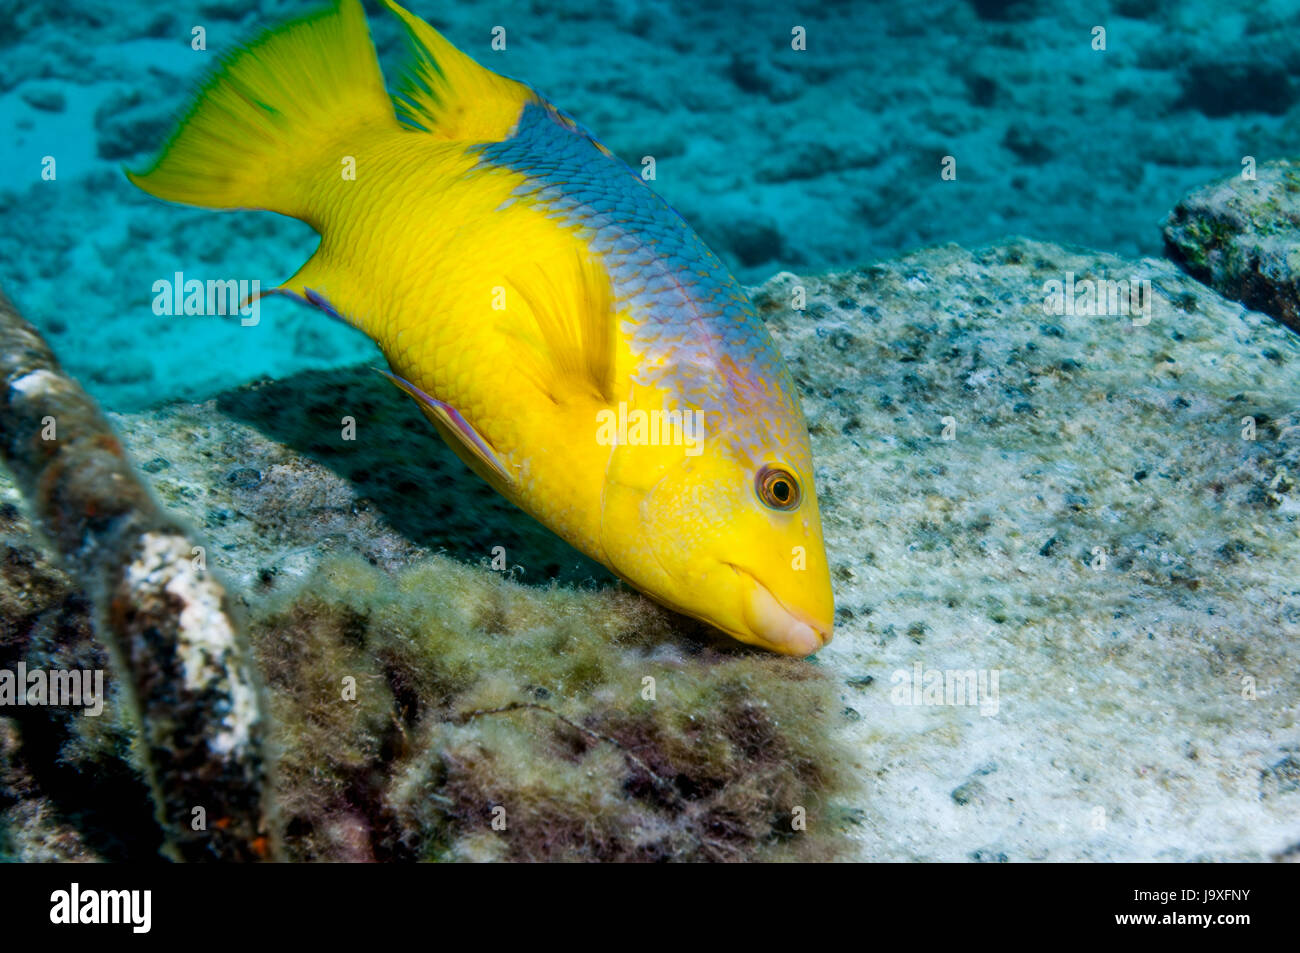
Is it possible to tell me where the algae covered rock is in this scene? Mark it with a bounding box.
[0,499,162,861]
[255,558,847,861]
[1163,158,1300,333]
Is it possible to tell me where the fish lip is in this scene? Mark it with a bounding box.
[723,562,832,656]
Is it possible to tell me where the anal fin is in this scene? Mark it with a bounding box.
[376,368,514,488]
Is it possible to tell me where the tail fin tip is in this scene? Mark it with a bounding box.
[126,0,394,216]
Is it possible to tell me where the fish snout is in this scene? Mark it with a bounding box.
[729,565,833,657]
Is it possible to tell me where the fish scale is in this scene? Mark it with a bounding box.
[477,101,804,464]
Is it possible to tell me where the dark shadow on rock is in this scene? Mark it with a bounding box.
[0,553,166,862]
[217,365,619,589]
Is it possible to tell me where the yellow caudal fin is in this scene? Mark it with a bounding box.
[126,0,397,219]
[381,0,537,141]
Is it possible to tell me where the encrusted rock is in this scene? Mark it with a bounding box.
[1163,158,1300,333]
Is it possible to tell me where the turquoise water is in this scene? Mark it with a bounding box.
[0,0,1294,410]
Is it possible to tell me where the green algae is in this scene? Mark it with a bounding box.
[250,555,855,862]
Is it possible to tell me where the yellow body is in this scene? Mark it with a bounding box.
[128,0,835,655]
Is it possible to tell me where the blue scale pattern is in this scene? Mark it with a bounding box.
[473,100,805,461]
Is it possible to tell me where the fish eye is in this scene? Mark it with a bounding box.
[756,465,801,511]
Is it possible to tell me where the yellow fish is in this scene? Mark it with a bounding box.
[128,0,834,655]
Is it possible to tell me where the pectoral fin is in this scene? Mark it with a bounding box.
[504,249,616,405]
[376,369,514,488]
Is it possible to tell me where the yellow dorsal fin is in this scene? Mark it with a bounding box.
[504,250,617,405]
[380,0,537,141]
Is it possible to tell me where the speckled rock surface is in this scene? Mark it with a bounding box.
[3,237,1299,861]
[762,240,1300,861]
[1163,158,1300,334]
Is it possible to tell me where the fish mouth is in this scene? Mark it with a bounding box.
[725,564,832,657]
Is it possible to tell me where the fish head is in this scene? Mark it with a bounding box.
[602,407,835,657]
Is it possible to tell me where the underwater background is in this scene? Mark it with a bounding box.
[1,0,1300,863]
[1,0,1298,411]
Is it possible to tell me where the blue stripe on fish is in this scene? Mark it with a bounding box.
[473,100,803,463]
